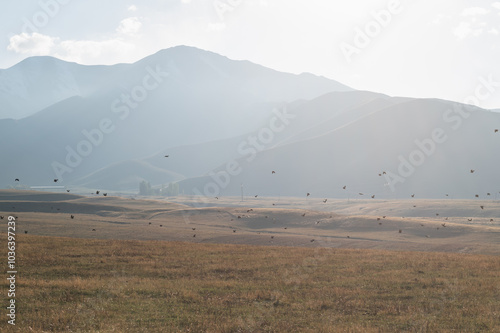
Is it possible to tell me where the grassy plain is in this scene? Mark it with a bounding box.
[1,190,499,332]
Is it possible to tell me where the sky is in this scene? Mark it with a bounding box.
[1,0,500,109]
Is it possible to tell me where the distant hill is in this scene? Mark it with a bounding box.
[0,46,352,189]
[177,97,500,199]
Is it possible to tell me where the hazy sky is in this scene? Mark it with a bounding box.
[2,0,500,109]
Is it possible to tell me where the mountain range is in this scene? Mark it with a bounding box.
[1,46,499,199]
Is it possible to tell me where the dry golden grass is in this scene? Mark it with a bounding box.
[4,233,499,332]
[1,190,499,255]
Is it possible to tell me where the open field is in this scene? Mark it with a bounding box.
[2,234,499,332]
[1,190,499,331]
[1,190,499,255]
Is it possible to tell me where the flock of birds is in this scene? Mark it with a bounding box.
[8,127,499,241]
[12,177,109,234]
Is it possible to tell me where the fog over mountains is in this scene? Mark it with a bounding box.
[1,46,499,199]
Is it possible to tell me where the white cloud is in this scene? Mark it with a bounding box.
[6,32,135,64]
[7,33,58,55]
[116,17,142,35]
[488,28,499,34]
[492,2,500,10]
[454,22,472,39]
[181,0,192,3]
[461,7,490,16]
[128,5,137,11]
[208,22,226,31]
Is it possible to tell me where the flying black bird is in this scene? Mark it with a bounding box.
[487,193,491,196]
[159,225,162,227]
[92,229,96,231]
[103,193,107,196]
[272,171,276,174]
[475,194,479,198]
[470,169,475,173]
[495,129,498,133]
[411,194,415,198]
[255,195,258,198]
[164,155,169,157]
[192,228,196,230]
[377,218,381,221]
[66,190,70,193]
[359,193,364,195]
[442,223,446,227]
[343,186,346,190]
[480,206,484,209]
[54,179,58,182]
[468,218,473,222]
[399,229,402,233]
[193,234,196,237]
[70,215,74,219]
[323,199,327,203]
[15,179,19,182]
[371,195,375,198]
[24,231,28,234]
[149,222,151,225]
[96,191,100,195]
[233,230,236,233]
[306,193,310,197]
[302,213,306,217]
